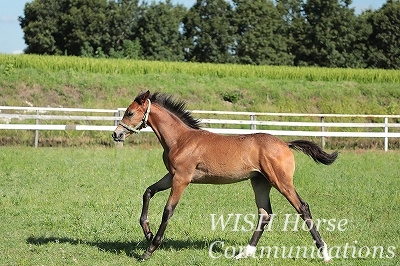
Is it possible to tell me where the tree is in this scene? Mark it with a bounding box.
[276,0,307,66]
[59,0,110,56]
[294,0,358,67]
[20,0,141,57]
[182,0,235,63]
[365,0,400,69]
[19,0,62,54]
[20,0,111,56]
[233,0,294,65]
[107,0,141,58]
[350,10,373,68]
[137,0,186,61]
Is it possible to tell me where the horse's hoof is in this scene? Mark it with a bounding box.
[235,245,256,259]
[139,250,152,261]
[145,232,154,242]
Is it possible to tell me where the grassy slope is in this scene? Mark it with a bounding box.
[0,147,399,265]
[1,67,399,114]
[0,61,399,148]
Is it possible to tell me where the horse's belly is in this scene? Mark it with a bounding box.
[190,170,260,184]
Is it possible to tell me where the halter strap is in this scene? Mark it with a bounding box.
[119,99,151,134]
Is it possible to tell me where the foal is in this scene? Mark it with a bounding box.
[112,91,338,262]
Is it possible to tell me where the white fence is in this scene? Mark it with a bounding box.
[1,106,400,151]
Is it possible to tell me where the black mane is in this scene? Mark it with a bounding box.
[135,92,202,130]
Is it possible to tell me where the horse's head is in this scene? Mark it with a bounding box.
[112,90,151,142]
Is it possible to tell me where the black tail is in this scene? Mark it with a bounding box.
[288,140,338,165]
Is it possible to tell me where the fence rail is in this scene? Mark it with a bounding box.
[1,106,399,151]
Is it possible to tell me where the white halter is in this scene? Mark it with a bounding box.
[119,99,151,134]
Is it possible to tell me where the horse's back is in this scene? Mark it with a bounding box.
[197,131,291,154]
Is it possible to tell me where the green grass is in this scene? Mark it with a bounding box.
[0,146,399,265]
[2,54,399,83]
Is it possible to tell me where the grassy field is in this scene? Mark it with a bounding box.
[0,55,400,263]
[0,146,399,265]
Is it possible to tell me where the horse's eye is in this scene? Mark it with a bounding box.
[126,111,134,117]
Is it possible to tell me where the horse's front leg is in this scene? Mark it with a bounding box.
[140,173,172,242]
[140,178,189,261]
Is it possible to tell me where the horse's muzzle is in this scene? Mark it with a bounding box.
[112,130,125,142]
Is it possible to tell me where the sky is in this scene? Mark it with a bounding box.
[0,0,386,54]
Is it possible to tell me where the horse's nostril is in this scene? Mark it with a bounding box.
[112,131,125,141]
[112,132,120,140]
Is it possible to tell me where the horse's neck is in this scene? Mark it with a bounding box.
[148,105,190,149]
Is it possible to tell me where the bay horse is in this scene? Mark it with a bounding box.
[112,91,338,262]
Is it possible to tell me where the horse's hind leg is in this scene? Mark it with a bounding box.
[277,182,331,262]
[295,191,330,262]
[236,174,273,259]
[262,147,331,262]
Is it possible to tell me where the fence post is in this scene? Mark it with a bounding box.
[114,110,119,127]
[384,117,388,152]
[115,109,124,148]
[250,114,257,130]
[34,110,39,148]
[320,116,325,149]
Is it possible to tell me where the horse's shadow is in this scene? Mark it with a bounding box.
[26,235,224,260]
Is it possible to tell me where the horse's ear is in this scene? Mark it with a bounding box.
[140,90,150,104]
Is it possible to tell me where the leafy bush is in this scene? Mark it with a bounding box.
[222,90,243,103]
